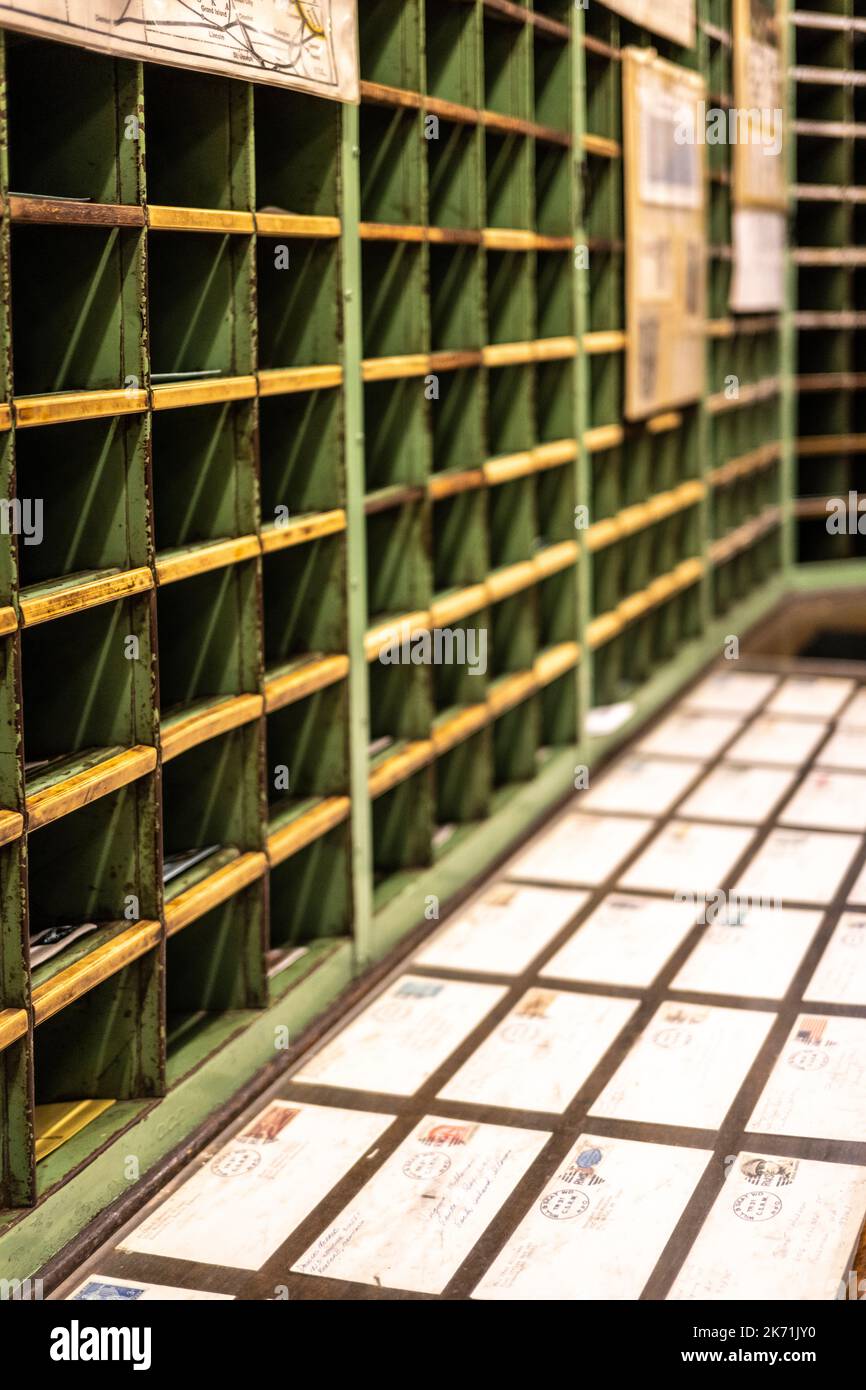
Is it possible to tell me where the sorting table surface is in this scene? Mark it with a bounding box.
[54,658,866,1301]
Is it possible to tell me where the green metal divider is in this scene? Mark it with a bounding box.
[0,0,860,1279]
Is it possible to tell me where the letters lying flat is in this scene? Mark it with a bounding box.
[292,1116,550,1294]
[579,755,702,816]
[293,975,506,1095]
[68,1275,232,1300]
[437,988,638,1114]
[671,906,822,1000]
[678,762,796,824]
[619,820,755,894]
[805,914,866,1006]
[683,671,778,715]
[747,1013,866,1142]
[669,1152,866,1300]
[506,812,653,888]
[474,1135,711,1300]
[637,711,743,760]
[766,676,856,721]
[542,892,699,989]
[120,1101,392,1270]
[734,828,862,906]
[725,716,829,768]
[589,1002,775,1130]
[413,884,588,977]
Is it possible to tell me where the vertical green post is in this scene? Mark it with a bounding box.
[780,0,798,575]
[340,101,374,969]
[697,0,715,636]
[573,0,593,736]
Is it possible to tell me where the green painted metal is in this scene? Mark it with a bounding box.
[371,574,786,961]
[0,940,354,1280]
[572,2,593,740]
[0,3,862,1271]
[341,99,375,971]
[696,6,715,637]
[788,559,866,591]
[781,0,798,576]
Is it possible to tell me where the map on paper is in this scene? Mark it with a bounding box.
[0,0,359,100]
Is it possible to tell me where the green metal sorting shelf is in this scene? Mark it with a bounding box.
[789,0,866,570]
[0,0,854,1280]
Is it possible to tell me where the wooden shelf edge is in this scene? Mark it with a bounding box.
[27,745,157,832]
[432,704,490,754]
[14,389,148,428]
[583,132,621,159]
[585,423,625,454]
[583,329,627,355]
[151,376,257,411]
[796,434,866,457]
[156,536,260,585]
[0,1007,28,1052]
[19,567,153,626]
[260,509,346,554]
[588,481,706,552]
[587,558,706,650]
[429,584,489,628]
[361,353,430,383]
[264,655,350,713]
[255,211,341,238]
[257,364,343,396]
[368,741,435,799]
[165,852,268,937]
[708,442,781,488]
[147,205,254,233]
[32,919,162,1025]
[7,195,145,226]
[160,694,264,763]
[535,641,581,687]
[0,808,24,847]
[487,670,538,716]
[710,507,783,565]
[267,796,351,867]
[358,78,570,145]
[365,612,431,662]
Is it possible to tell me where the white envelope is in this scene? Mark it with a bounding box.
[507,811,653,888]
[816,727,866,773]
[669,1152,866,1300]
[766,675,856,720]
[589,1001,775,1130]
[120,1101,393,1270]
[542,892,699,988]
[779,769,866,832]
[838,688,866,729]
[804,913,866,1006]
[734,828,862,906]
[68,1276,233,1301]
[683,671,778,715]
[619,820,755,895]
[725,715,829,767]
[293,975,506,1096]
[473,1134,712,1301]
[671,905,822,999]
[848,861,866,904]
[637,710,743,761]
[678,762,796,824]
[292,1116,550,1294]
[413,883,588,977]
[746,1013,866,1142]
[437,988,637,1113]
[580,755,702,816]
